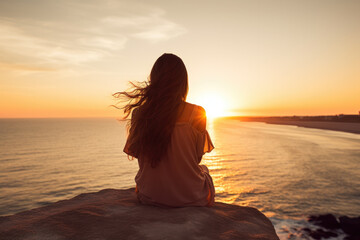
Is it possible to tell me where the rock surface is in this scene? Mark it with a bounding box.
[302,214,360,240]
[0,188,279,240]
[339,216,360,237]
[308,214,340,230]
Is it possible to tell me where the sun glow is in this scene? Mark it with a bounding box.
[196,95,227,118]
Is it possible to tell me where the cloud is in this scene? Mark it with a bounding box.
[102,9,186,42]
[0,0,186,72]
[78,37,127,51]
[134,21,186,41]
[0,21,111,74]
[0,62,56,72]
[101,9,187,42]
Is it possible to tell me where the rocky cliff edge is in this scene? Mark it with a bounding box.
[0,188,279,240]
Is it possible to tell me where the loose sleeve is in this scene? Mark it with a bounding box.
[123,132,137,158]
[191,105,214,159]
[196,130,214,160]
[123,110,139,158]
[203,130,214,154]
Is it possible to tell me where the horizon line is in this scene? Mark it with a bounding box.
[1,113,359,120]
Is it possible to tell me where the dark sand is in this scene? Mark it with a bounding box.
[263,120,360,134]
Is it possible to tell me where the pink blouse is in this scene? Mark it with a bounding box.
[124,104,215,207]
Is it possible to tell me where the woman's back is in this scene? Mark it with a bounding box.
[117,53,215,207]
[127,102,215,207]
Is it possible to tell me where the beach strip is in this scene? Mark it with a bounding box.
[263,120,360,134]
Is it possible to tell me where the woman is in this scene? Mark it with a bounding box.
[114,53,215,207]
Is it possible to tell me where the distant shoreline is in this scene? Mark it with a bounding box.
[223,116,360,134]
[239,119,360,134]
[262,120,360,134]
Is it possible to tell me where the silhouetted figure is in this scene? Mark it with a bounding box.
[114,53,215,206]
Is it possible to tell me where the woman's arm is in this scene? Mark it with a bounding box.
[192,106,208,163]
[123,109,139,158]
[192,106,207,133]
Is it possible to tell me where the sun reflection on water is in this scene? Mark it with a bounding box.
[202,119,277,209]
[203,118,252,205]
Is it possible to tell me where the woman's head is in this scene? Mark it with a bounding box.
[149,53,188,102]
[113,53,189,167]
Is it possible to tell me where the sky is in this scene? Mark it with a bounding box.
[0,0,359,118]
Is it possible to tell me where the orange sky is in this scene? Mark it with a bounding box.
[0,0,359,118]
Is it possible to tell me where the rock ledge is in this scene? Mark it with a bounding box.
[0,188,279,240]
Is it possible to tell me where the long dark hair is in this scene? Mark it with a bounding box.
[113,53,189,167]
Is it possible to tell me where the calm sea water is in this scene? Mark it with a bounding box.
[1,118,360,239]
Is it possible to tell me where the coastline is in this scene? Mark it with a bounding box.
[262,120,360,134]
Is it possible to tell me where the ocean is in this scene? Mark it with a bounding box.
[1,118,359,239]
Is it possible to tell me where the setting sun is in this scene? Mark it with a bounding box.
[196,95,227,118]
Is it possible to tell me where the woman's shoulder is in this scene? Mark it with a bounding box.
[184,102,206,116]
[182,102,207,132]
[177,102,207,125]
